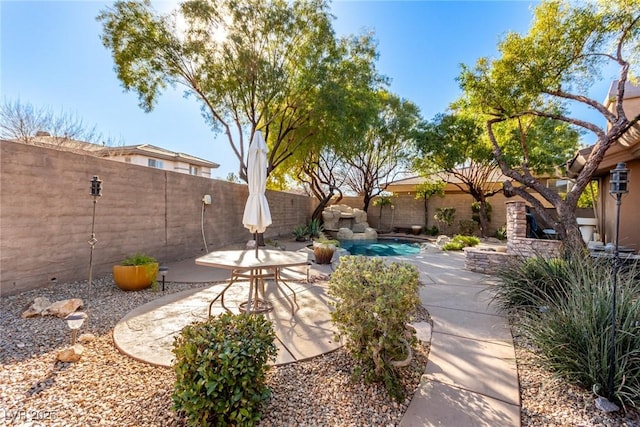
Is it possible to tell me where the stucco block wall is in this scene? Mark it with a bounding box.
[600,159,640,250]
[338,193,513,235]
[0,141,315,295]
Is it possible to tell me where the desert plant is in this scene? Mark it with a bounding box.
[172,312,277,427]
[442,241,465,251]
[328,256,420,400]
[493,255,571,311]
[520,258,640,407]
[306,218,324,238]
[495,225,507,241]
[292,224,308,241]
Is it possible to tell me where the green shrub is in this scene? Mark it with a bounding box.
[328,256,420,400]
[493,255,571,311]
[471,201,492,223]
[452,234,480,247]
[495,249,640,407]
[458,219,477,236]
[427,225,439,236]
[172,312,277,427]
[521,259,640,407]
[442,235,480,251]
[120,253,157,266]
[495,225,507,241]
[442,241,465,251]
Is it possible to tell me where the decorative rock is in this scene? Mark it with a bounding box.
[352,223,367,233]
[22,297,52,318]
[78,333,97,343]
[57,344,85,362]
[435,235,451,248]
[364,227,377,240]
[336,227,354,240]
[43,298,83,318]
[595,396,620,413]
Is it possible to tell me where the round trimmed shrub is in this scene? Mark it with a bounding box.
[172,312,277,426]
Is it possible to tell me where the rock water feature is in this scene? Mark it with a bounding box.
[322,204,377,240]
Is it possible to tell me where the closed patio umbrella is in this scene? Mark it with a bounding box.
[242,130,272,257]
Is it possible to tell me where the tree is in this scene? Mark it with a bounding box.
[371,191,394,231]
[0,98,112,146]
[98,0,382,182]
[342,91,422,212]
[458,0,640,247]
[294,148,346,221]
[414,114,503,237]
[414,180,445,230]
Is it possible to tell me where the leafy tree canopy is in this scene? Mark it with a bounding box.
[98,0,384,182]
[457,0,640,245]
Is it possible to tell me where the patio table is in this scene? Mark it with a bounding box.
[195,248,309,317]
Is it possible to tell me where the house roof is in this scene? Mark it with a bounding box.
[386,167,510,188]
[101,144,219,168]
[568,81,640,177]
[8,136,220,168]
[604,80,640,108]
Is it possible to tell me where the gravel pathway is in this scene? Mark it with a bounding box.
[1,277,428,426]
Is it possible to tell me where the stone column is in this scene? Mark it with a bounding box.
[506,201,527,254]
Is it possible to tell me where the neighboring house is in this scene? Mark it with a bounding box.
[568,81,640,250]
[8,134,219,178]
[100,144,219,179]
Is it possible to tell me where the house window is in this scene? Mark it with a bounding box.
[189,165,199,176]
[148,158,164,169]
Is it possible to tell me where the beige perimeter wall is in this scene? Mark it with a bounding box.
[0,141,316,295]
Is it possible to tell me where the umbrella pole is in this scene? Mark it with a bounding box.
[255,232,258,257]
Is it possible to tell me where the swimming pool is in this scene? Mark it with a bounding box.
[339,239,422,257]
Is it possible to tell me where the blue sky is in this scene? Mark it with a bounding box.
[2,1,615,180]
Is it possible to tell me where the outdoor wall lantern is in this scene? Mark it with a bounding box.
[65,312,87,345]
[90,175,103,197]
[607,161,630,400]
[609,162,629,195]
[159,266,169,292]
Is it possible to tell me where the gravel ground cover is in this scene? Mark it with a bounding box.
[1,277,428,426]
[1,276,639,426]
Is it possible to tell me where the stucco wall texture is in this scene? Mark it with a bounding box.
[0,141,316,295]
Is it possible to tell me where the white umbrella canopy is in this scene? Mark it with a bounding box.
[242,131,272,252]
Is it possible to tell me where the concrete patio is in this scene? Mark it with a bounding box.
[112,242,521,426]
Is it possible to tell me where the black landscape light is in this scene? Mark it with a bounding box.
[607,162,630,400]
[87,176,103,330]
[159,265,169,292]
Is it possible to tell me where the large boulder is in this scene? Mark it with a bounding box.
[22,297,52,318]
[336,228,354,240]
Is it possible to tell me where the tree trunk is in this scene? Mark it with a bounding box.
[477,198,490,237]
[362,195,372,212]
[423,198,429,229]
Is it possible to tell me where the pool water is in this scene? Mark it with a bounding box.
[339,239,422,257]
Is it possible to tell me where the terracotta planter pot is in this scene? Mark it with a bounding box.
[113,263,159,291]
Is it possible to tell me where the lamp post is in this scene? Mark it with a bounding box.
[65,312,87,345]
[607,162,629,399]
[159,265,169,292]
[87,176,102,329]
